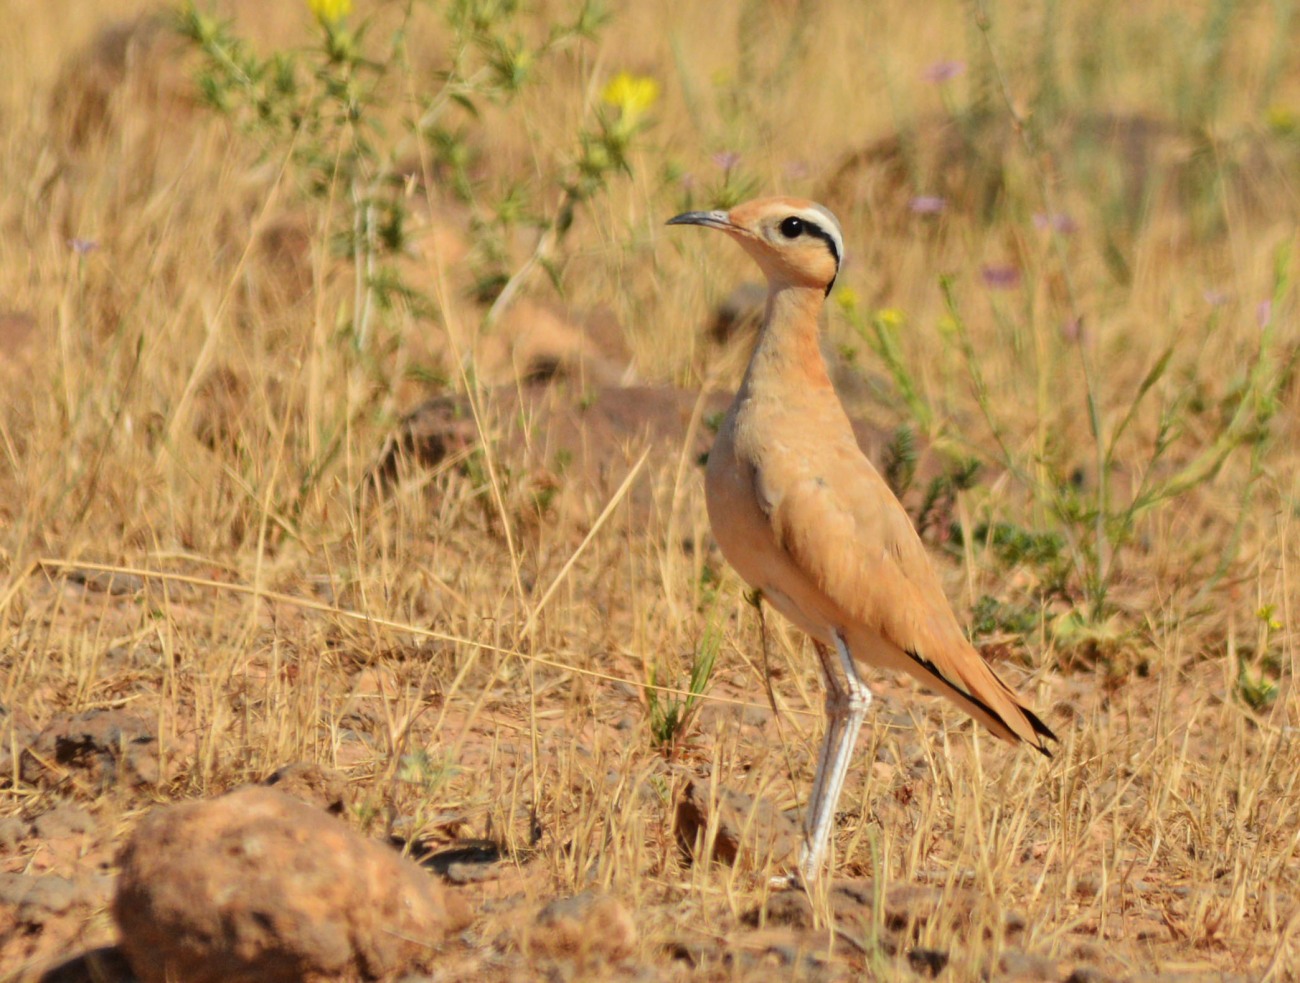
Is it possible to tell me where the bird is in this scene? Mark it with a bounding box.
[667,197,1056,884]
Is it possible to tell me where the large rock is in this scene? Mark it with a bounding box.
[112,787,471,983]
[369,382,936,531]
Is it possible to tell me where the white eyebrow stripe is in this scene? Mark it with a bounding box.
[789,204,844,270]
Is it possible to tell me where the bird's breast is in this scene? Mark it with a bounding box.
[704,405,839,643]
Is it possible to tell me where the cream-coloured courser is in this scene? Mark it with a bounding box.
[668,197,1055,883]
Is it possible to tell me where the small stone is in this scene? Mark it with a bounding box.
[0,872,113,924]
[708,281,768,343]
[998,949,1062,980]
[0,815,27,850]
[31,802,97,839]
[748,890,814,929]
[0,873,77,921]
[261,762,349,815]
[65,568,145,595]
[676,778,800,869]
[440,858,504,885]
[524,891,636,963]
[744,877,995,961]
[907,947,949,977]
[21,709,159,792]
[1074,873,1101,898]
[112,786,472,983]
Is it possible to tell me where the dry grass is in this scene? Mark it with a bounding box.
[2,0,1300,980]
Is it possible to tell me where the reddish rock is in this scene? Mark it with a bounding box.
[0,872,114,926]
[524,891,636,964]
[371,382,917,530]
[676,778,801,870]
[260,762,350,816]
[112,787,472,983]
[30,802,96,840]
[21,709,159,792]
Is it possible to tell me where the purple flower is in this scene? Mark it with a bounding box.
[1033,212,1077,235]
[783,160,810,180]
[909,195,946,215]
[921,60,966,84]
[68,238,98,255]
[1060,317,1084,343]
[981,264,1021,289]
[1257,299,1273,329]
[1203,289,1230,307]
[711,151,741,172]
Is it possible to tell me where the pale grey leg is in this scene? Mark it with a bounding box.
[796,630,872,884]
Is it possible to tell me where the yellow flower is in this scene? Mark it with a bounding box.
[309,0,352,26]
[1266,104,1296,135]
[1257,605,1283,631]
[602,72,660,127]
[876,307,904,328]
[834,287,860,314]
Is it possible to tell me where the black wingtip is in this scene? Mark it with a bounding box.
[902,647,1059,759]
[1023,706,1058,758]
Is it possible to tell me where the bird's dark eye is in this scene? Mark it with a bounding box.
[779,217,804,238]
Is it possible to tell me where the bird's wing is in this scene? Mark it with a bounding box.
[754,437,1055,751]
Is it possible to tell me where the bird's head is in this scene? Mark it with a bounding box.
[667,196,843,297]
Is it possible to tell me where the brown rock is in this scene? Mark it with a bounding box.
[998,948,1066,980]
[675,778,800,869]
[370,383,734,528]
[49,14,191,151]
[21,709,159,793]
[63,568,145,596]
[371,393,479,487]
[261,762,350,816]
[112,787,472,983]
[747,879,950,933]
[371,382,921,529]
[30,802,96,839]
[707,281,768,345]
[524,891,636,963]
[746,877,1030,967]
[0,815,27,851]
[486,299,632,386]
[0,872,114,936]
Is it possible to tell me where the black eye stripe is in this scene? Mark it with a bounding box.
[780,215,840,266]
[779,213,842,297]
[805,224,839,266]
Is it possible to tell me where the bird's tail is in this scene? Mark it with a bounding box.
[898,645,1057,756]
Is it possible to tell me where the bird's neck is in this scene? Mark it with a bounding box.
[741,283,833,396]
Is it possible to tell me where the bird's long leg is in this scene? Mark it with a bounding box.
[803,642,841,840]
[798,630,872,884]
